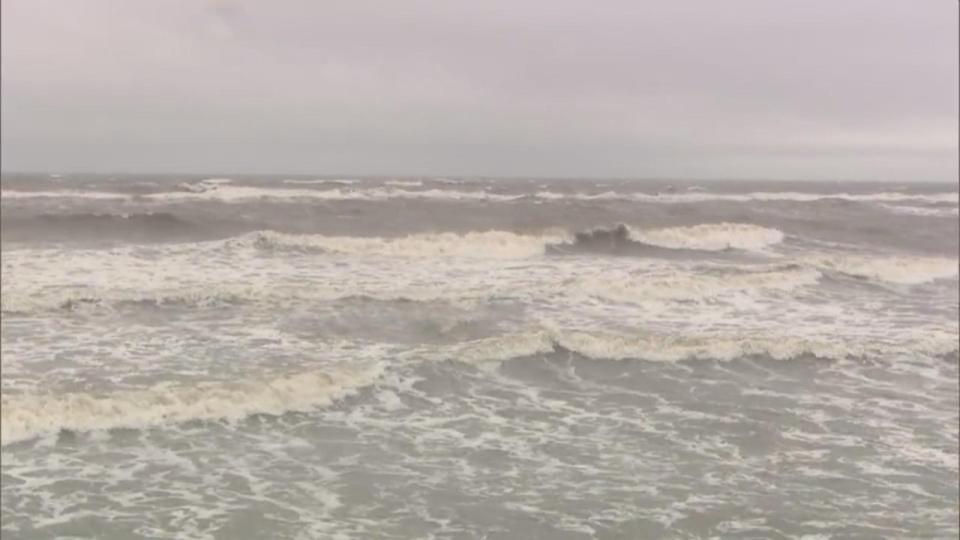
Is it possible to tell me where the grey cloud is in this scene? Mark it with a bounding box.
[1,0,957,180]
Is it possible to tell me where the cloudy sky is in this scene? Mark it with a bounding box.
[1,0,957,181]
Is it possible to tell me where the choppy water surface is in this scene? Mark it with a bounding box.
[2,174,958,539]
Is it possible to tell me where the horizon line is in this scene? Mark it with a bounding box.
[1,170,957,185]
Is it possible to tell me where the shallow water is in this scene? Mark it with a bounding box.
[2,174,958,538]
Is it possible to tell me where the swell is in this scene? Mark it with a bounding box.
[4,328,956,445]
[434,329,960,366]
[3,186,956,205]
[214,223,786,259]
[231,229,566,258]
[0,212,255,244]
[227,223,785,259]
[879,204,960,218]
[537,190,959,204]
[0,285,496,315]
[3,225,956,314]
[0,186,521,202]
[0,363,384,446]
[546,223,783,256]
[10,212,193,230]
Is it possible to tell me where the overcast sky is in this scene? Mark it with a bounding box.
[1,0,957,181]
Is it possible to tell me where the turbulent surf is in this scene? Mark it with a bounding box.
[2,174,958,538]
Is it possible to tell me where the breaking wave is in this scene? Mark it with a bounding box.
[629,223,784,251]
[436,329,960,366]
[811,254,959,285]
[879,204,960,218]
[5,324,956,445]
[0,364,384,446]
[579,264,822,302]
[535,190,959,204]
[231,229,567,258]
[4,186,956,205]
[546,223,783,255]
[0,286,266,314]
[0,284,495,315]
[3,223,954,315]
[227,223,785,259]
[383,180,424,187]
[1,189,129,200]
[0,186,518,202]
[281,178,361,186]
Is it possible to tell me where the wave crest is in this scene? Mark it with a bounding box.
[579,265,821,302]
[438,329,960,366]
[6,186,955,205]
[547,223,783,255]
[630,223,784,251]
[232,229,567,258]
[0,363,383,446]
[813,255,958,285]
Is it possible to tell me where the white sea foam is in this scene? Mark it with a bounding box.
[0,258,821,315]
[811,254,958,284]
[226,223,783,261]
[579,265,821,302]
[230,229,569,258]
[534,190,620,200]
[3,226,954,315]
[437,328,960,367]
[1,186,519,202]
[0,284,271,314]
[4,186,955,205]
[237,224,788,259]
[534,190,959,204]
[383,180,424,187]
[879,204,960,218]
[628,223,785,251]
[625,191,959,204]
[282,178,361,185]
[0,363,383,446]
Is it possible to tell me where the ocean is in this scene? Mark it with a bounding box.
[1,174,957,539]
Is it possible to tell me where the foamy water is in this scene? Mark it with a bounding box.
[1,174,957,539]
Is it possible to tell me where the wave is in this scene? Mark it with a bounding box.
[0,263,822,317]
[545,223,783,256]
[1,186,518,202]
[579,264,822,302]
[33,212,193,229]
[240,224,783,259]
[176,178,234,192]
[811,254,959,285]
[0,286,267,314]
[436,329,960,367]
[0,363,384,446]
[544,224,681,256]
[0,213,203,244]
[2,224,953,315]
[3,252,949,316]
[629,223,784,251]
[282,178,361,185]
[7,324,952,444]
[383,180,424,187]
[536,190,959,205]
[0,279,505,314]
[5,186,955,205]
[1,189,128,200]
[146,186,522,203]
[9,327,953,446]
[230,229,568,258]
[879,204,960,218]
